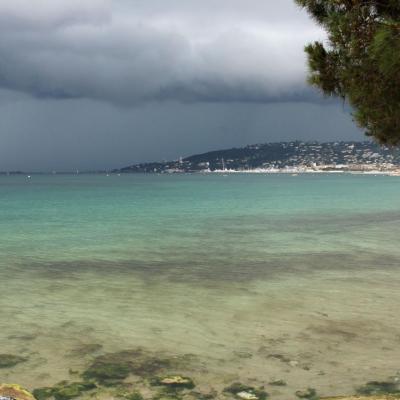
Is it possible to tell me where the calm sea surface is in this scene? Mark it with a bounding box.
[1,174,400,398]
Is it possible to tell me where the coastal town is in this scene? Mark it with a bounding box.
[116,141,400,175]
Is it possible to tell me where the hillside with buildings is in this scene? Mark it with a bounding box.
[116,141,400,174]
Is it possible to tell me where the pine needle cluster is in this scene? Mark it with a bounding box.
[296,0,400,144]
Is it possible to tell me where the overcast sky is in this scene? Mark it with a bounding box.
[0,0,362,171]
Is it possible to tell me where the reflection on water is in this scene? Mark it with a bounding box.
[1,174,400,399]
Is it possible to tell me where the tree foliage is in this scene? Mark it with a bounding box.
[295,0,400,144]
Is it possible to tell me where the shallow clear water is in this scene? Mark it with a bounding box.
[1,174,400,398]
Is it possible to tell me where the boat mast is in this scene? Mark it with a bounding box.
[222,158,226,171]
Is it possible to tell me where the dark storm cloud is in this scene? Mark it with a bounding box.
[0,0,324,105]
[0,1,363,172]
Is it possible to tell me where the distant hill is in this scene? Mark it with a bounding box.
[115,141,400,173]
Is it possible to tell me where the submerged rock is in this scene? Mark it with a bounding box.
[0,355,28,368]
[82,350,142,385]
[295,388,318,400]
[266,354,291,364]
[54,382,96,400]
[269,380,287,387]
[0,384,35,400]
[82,359,131,386]
[223,383,268,400]
[68,369,79,376]
[150,376,195,390]
[356,381,400,396]
[69,344,103,357]
[153,392,182,400]
[322,396,400,400]
[124,392,144,400]
[139,357,172,376]
[32,387,54,400]
[236,392,258,400]
[186,391,216,400]
[233,351,253,359]
[82,349,176,386]
[33,382,96,400]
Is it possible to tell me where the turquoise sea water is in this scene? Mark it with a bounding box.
[1,173,400,398]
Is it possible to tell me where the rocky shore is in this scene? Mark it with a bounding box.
[2,350,400,400]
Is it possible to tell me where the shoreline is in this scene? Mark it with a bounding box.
[2,170,399,177]
[2,364,400,400]
[3,347,400,400]
[203,169,400,176]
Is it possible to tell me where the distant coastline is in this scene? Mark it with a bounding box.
[115,141,400,176]
[3,141,400,176]
[206,167,400,176]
